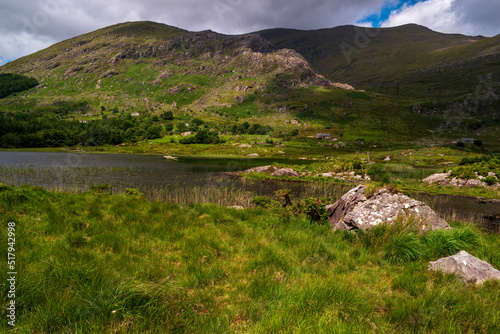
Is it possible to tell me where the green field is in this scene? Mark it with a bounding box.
[0,185,499,333]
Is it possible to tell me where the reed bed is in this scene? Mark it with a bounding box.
[0,166,350,206]
[0,166,497,232]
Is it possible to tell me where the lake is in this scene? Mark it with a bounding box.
[0,151,498,232]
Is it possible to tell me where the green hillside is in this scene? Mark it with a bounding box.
[0,21,338,117]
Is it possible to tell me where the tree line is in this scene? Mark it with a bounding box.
[0,73,39,99]
[0,110,275,148]
[0,113,161,148]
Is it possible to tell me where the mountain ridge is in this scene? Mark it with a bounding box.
[255,24,500,100]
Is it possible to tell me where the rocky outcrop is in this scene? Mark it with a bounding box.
[328,186,450,232]
[422,171,494,188]
[240,166,274,174]
[321,171,371,181]
[271,168,300,177]
[422,172,451,185]
[429,251,500,285]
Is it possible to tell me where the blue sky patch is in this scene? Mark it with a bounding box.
[358,0,428,27]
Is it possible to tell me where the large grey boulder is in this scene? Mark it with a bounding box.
[328,186,451,232]
[327,185,367,226]
[429,251,500,285]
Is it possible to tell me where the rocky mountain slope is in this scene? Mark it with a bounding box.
[257,24,500,100]
[0,21,347,115]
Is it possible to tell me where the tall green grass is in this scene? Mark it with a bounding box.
[0,186,499,333]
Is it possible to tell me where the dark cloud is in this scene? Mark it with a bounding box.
[0,0,498,65]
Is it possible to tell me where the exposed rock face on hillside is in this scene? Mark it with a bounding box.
[0,22,337,90]
[429,251,500,285]
[328,186,451,232]
[105,31,278,64]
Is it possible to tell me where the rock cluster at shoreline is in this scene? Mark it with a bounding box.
[423,171,499,188]
[232,166,370,182]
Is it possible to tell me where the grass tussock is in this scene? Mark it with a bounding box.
[0,185,499,333]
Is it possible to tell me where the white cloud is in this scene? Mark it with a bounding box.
[0,30,53,64]
[380,0,496,36]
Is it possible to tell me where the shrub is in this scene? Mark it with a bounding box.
[304,197,328,225]
[179,130,224,145]
[367,164,386,181]
[273,189,294,207]
[251,196,272,208]
[175,121,188,132]
[123,188,144,198]
[485,176,498,186]
[161,111,174,120]
[89,184,112,193]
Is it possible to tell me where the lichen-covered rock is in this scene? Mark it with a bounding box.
[327,185,367,227]
[429,251,500,285]
[465,179,488,188]
[422,172,451,185]
[328,186,450,232]
[240,166,274,174]
[271,168,300,177]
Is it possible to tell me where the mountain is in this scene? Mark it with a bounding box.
[256,24,500,100]
[0,21,344,115]
[0,21,499,147]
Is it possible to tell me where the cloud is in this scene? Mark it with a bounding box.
[379,0,500,36]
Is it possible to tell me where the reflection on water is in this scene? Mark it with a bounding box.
[0,151,498,232]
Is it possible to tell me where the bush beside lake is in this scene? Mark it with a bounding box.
[0,185,499,333]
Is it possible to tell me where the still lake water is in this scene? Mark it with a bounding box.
[0,151,498,232]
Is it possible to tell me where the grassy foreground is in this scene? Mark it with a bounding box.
[1,185,499,333]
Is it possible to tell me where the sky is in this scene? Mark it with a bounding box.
[1,0,499,66]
